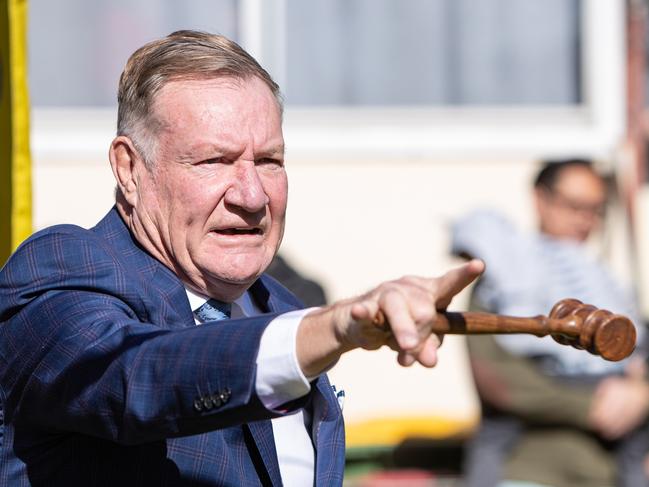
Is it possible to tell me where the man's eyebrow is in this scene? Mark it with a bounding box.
[176,151,196,164]
[175,144,229,162]
[177,143,285,162]
[258,145,285,157]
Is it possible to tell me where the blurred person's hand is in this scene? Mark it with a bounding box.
[589,358,649,440]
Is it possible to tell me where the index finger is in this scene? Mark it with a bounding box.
[434,259,485,309]
[379,288,421,351]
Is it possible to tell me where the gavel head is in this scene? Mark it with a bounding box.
[549,298,636,361]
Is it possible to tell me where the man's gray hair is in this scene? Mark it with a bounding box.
[117,30,283,165]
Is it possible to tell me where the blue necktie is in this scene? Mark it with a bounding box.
[194,298,231,323]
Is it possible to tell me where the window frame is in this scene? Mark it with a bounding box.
[33,0,626,162]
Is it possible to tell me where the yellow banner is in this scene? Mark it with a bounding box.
[345,415,477,449]
[0,0,32,265]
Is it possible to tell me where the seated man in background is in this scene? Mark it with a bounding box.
[452,159,649,487]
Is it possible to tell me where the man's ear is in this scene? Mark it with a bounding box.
[109,136,143,207]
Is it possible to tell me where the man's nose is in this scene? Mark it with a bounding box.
[224,161,269,212]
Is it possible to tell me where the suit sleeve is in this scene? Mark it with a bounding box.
[0,231,305,445]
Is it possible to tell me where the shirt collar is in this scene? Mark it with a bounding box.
[185,287,212,313]
[184,287,260,318]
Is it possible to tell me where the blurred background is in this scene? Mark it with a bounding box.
[4,0,649,485]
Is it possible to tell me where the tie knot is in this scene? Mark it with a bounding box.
[194,298,231,323]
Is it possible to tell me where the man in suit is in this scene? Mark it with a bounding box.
[0,30,483,486]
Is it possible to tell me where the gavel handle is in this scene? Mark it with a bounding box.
[432,311,578,337]
[374,310,577,337]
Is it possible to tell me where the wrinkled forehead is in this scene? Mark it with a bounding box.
[151,77,281,129]
[149,77,285,157]
[151,74,281,114]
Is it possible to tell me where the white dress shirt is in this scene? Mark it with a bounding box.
[185,288,316,486]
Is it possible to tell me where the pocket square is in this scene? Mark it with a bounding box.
[331,385,345,410]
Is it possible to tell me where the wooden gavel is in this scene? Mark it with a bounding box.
[373,298,636,361]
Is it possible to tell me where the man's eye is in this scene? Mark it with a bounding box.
[200,157,224,165]
[257,158,283,167]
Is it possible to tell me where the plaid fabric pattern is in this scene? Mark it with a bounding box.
[0,207,345,486]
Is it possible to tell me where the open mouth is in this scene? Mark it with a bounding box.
[215,228,263,236]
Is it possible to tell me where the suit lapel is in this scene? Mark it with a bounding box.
[310,375,346,485]
[245,420,282,486]
[257,279,345,484]
[146,264,195,327]
[93,207,195,328]
[240,277,297,486]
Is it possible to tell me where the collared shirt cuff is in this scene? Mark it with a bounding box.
[255,308,319,410]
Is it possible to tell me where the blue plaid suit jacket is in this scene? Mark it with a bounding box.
[0,207,345,486]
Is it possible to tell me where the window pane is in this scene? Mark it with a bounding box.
[29,0,238,106]
[285,0,580,106]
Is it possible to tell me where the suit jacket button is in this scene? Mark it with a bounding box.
[219,388,231,403]
[211,394,222,408]
[202,396,214,410]
[193,397,203,412]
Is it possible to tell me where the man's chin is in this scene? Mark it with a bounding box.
[202,267,266,296]
[195,253,274,294]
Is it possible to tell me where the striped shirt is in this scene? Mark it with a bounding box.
[452,209,644,376]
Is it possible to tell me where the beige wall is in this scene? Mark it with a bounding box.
[32,138,540,433]
[31,108,636,445]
